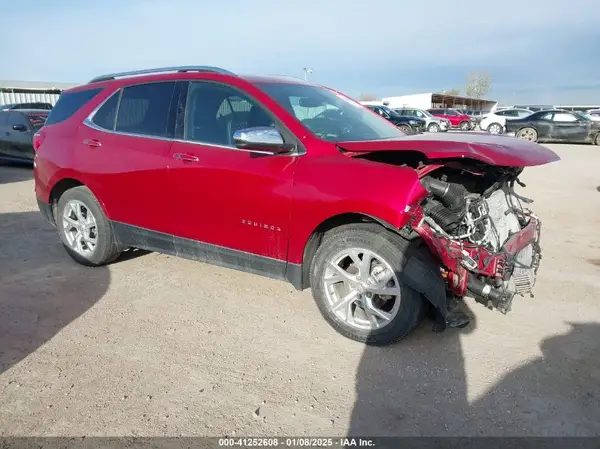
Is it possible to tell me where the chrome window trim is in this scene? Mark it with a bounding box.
[83,80,304,157]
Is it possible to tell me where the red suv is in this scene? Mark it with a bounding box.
[428,108,474,130]
[33,66,559,346]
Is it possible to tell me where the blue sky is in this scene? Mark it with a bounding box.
[1,0,599,104]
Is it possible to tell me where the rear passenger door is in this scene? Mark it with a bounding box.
[80,81,180,234]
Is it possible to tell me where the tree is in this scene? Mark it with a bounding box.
[440,88,461,96]
[465,71,492,98]
[358,93,378,101]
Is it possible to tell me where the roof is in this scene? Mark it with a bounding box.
[0,80,80,91]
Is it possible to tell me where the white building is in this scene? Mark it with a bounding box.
[0,80,79,107]
[378,92,498,112]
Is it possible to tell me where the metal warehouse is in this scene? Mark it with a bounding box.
[377,92,498,112]
[0,80,79,107]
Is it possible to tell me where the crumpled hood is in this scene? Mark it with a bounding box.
[337,132,560,167]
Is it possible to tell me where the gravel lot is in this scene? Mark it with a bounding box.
[1,144,599,437]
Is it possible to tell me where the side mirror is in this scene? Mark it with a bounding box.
[12,124,28,132]
[233,127,294,154]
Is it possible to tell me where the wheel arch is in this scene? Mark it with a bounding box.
[48,177,109,224]
[292,212,401,291]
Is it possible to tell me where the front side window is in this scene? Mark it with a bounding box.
[115,82,176,138]
[184,81,276,147]
[257,83,405,142]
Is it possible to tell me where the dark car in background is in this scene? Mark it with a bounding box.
[0,109,49,162]
[505,109,600,144]
[365,105,425,134]
[1,102,53,111]
[427,108,475,130]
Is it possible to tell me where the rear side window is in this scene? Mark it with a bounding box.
[115,82,176,138]
[92,91,120,130]
[45,87,102,126]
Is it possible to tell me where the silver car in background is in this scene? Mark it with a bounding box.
[393,107,450,132]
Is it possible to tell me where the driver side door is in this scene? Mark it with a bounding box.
[168,80,299,269]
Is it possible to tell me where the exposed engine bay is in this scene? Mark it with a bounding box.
[408,161,543,317]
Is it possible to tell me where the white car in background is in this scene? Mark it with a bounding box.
[480,108,533,134]
[392,107,450,132]
[583,109,600,121]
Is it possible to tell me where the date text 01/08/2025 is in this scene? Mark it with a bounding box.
[217,437,375,447]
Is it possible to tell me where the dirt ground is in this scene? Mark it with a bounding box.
[0,144,599,437]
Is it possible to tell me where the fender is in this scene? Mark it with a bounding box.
[287,155,428,264]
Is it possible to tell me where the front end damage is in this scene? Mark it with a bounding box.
[400,161,543,329]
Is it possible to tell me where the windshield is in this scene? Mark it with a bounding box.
[256,83,406,142]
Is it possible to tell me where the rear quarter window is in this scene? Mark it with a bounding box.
[45,87,103,126]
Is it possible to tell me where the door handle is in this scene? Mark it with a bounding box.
[173,153,199,162]
[83,139,102,148]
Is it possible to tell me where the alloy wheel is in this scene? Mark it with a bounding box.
[488,123,502,134]
[62,200,98,257]
[322,248,402,331]
[517,128,537,141]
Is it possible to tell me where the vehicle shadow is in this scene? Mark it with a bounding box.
[0,164,33,185]
[349,315,600,436]
[347,304,477,437]
[0,211,109,376]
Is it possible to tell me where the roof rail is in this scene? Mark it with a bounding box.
[88,66,235,83]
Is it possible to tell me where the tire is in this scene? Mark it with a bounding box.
[397,124,411,134]
[459,121,470,131]
[427,122,441,133]
[516,127,538,142]
[309,223,427,346]
[487,122,503,135]
[56,186,122,266]
[594,133,600,145]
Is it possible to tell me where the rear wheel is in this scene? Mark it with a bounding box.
[427,122,441,133]
[517,127,538,142]
[459,121,470,131]
[487,122,503,135]
[397,124,411,134]
[56,186,122,266]
[310,224,426,346]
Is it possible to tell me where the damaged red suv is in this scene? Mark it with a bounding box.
[33,66,560,345]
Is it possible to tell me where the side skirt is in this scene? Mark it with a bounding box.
[111,221,304,289]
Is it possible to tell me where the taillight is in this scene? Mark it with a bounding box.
[33,129,43,151]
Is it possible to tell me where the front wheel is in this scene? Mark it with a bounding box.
[56,186,122,266]
[309,224,426,346]
[487,122,503,135]
[516,127,538,142]
[428,122,441,133]
[594,133,600,145]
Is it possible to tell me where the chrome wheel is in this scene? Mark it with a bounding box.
[62,200,98,257]
[428,123,440,133]
[460,121,470,130]
[488,123,502,135]
[322,248,401,331]
[517,128,537,141]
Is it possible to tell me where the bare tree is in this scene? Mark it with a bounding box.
[358,93,378,101]
[465,71,492,98]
